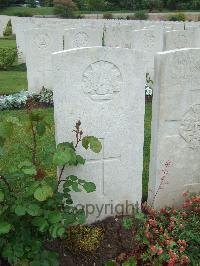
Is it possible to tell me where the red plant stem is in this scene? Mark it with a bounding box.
[56,121,83,191]
[151,161,171,207]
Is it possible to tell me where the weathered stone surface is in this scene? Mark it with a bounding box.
[164,29,200,50]
[64,26,103,49]
[148,48,200,208]
[131,28,164,79]
[25,28,63,93]
[104,25,140,48]
[52,47,146,223]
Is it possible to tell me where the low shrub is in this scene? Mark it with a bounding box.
[103,13,113,19]
[53,0,77,18]
[168,13,186,21]
[120,193,200,265]
[134,10,148,20]
[3,20,12,37]
[0,88,53,110]
[0,91,30,110]
[0,48,17,70]
[0,114,102,265]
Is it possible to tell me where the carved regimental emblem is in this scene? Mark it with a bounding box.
[82,61,123,102]
[73,32,89,48]
[34,33,50,49]
[179,104,200,149]
[144,32,156,49]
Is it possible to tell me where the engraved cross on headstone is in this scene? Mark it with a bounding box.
[87,139,121,195]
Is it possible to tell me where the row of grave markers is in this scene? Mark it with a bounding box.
[1,16,200,222]
[52,46,200,222]
[13,18,200,93]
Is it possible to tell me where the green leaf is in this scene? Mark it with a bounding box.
[26,203,42,216]
[72,182,81,192]
[82,136,102,153]
[15,205,26,216]
[57,142,74,151]
[82,136,90,150]
[32,217,49,232]
[63,212,76,225]
[18,161,37,176]
[49,224,65,238]
[34,185,53,202]
[76,155,85,165]
[48,212,62,224]
[36,122,46,136]
[83,182,96,193]
[69,175,78,181]
[53,148,76,166]
[89,137,102,153]
[0,191,4,202]
[76,209,86,224]
[22,167,37,176]
[0,222,11,235]
[0,122,13,139]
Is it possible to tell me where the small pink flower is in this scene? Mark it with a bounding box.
[157,248,163,255]
[150,245,157,253]
[179,246,185,253]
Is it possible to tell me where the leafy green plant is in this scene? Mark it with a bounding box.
[122,217,133,230]
[133,10,148,20]
[0,48,17,70]
[103,13,113,19]
[168,13,186,21]
[3,19,13,37]
[0,110,102,265]
[53,0,77,17]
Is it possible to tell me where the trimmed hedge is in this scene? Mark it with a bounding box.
[0,48,17,70]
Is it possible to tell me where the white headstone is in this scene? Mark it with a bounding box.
[164,29,200,50]
[52,47,146,223]
[25,28,63,93]
[149,48,200,208]
[131,28,164,78]
[64,26,103,50]
[104,25,139,48]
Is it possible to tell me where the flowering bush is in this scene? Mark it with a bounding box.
[0,91,31,110]
[32,87,53,105]
[0,88,53,111]
[134,193,200,265]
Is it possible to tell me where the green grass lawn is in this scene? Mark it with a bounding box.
[0,38,28,95]
[0,7,54,16]
[0,108,56,177]
[143,102,152,201]
[0,103,152,198]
